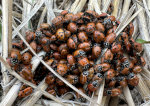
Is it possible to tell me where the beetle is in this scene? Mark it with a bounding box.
[60,10,69,16]
[47,89,56,96]
[53,52,61,60]
[95,22,105,32]
[111,42,122,53]
[107,77,116,87]
[107,25,117,35]
[67,22,78,33]
[104,69,115,79]
[94,63,110,73]
[117,76,127,87]
[127,73,139,86]
[78,25,86,32]
[92,73,103,83]
[18,87,33,98]
[67,54,76,67]
[22,52,32,65]
[56,63,68,76]
[73,49,86,58]
[67,75,79,84]
[56,28,65,41]
[67,37,77,49]
[88,80,100,92]
[56,78,65,86]
[78,31,89,42]
[86,22,95,34]
[78,42,91,52]
[78,57,90,70]
[93,30,105,43]
[10,49,22,66]
[52,16,64,28]
[26,31,36,43]
[132,65,142,74]
[58,86,69,96]
[75,87,86,102]
[104,33,116,48]
[104,49,114,63]
[45,74,55,85]
[80,71,89,84]
[92,44,101,58]
[105,88,121,96]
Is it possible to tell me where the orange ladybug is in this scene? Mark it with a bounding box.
[73,49,86,58]
[56,28,65,41]
[67,37,76,49]
[26,31,36,43]
[106,88,121,96]
[67,75,79,84]
[117,76,127,87]
[86,22,95,34]
[96,22,105,32]
[78,57,90,70]
[18,87,33,98]
[22,52,32,65]
[57,63,68,76]
[30,41,37,52]
[61,10,69,16]
[104,49,114,63]
[75,87,86,102]
[133,65,142,74]
[78,32,88,42]
[79,25,86,32]
[88,80,100,91]
[56,78,65,86]
[92,44,101,58]
[104,69,115,79]
[93,30,105,43]
[92,73,103,83]
[111,42,122,53]
[127,73,139,86]
[67,22,77,33]
[45,74,55,85]
[78,42,91,52]
[104,33,116,47]
[53,52,61,60]
[80,71,89,84]
[10,49,22,66]
[94,63,110,72]
[107,78,116,87]
[67,54,76,66]
[52,16,64,27]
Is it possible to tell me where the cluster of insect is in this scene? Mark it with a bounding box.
[7,10,145,102]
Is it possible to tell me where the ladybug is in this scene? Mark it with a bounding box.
[95,22,105,32]
[104,69,115,79]
[71,68,80,75]
[53,52,61,60]
[12,40,24,50]
[37,45,42,53]
[73,49,86,58]
[75,87,86,102]
[56,78,65,86]
[67,22,78,33]
[133,42,143,53]
[67,54,76,67]
[84,10,97,19]
[20,65,33,81]
[107,78,116,87]
[64,13,74,22]
[42,30,52,37]
[92,44,101,58]
[60,10,69,16]
[108,16,116,22]
[72,34,78,44]
[64,30,71,39]
[50,44,58,51]
[18,87,33,98]
[129,56,137,64]
[107,25,117,35]
[78,32,88,42]
[10,49,22,66]
[105,88,121,97]
[52,16,64,28]
[72,13,81,22]
[56,28,65,41]
[87,67,95,80]
[58,43,68,52]
[124,40,132,53]
[97,13,108,21]
[59,59,67,64]
[58,86,69,96]
[88,80,100,92]
[127,73,139,86]
[78,57,90,70]
[86,22,95,34]
[133,65,142,74]
[93,30,105,43]
[89,60,94,67]
[40,23,50,30]
[22,52,32,65]
[104,49,114,63]
[56,63,68,76]
[80,71,89,84]
[92,73,103,83]
[49,35,57,42]
[103,17,113,30]
[139,56,146,66]
[44,59,54,69]
[67,75,79,84]
[45,74,55,85]
[104,33,116,47]
[94,63,110,73]
[124,22,134,36]
[41,37,50,45]
[26,31,36,43]
[67,37,77,49]
[78,25,86,32]
[117,76,127,87]
[47,89,56,96]
[78,42,91,52]
[111,42,122,53]
[35,29,44,43]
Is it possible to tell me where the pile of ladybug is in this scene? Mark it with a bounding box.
[7,10,145,102]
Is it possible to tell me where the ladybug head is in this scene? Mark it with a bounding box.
[11,58,19,65]
[83,71,89,76]
[83,64,90,70]
[92,80,99,87]
[104,42,110,48]
[97,65,102,72]
[127,73,135,79]
[97,73,103,78]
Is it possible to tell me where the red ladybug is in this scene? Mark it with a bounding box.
[107,25,117,35]
[56,78,65,86]
[50,44,58,51]
[45,74,55,85]
[88,80,100,91]
[67,75,79,84]
[52,16,64,27]
[78,57,90,70]
[94,63,110,72]
[95,22,105,32]
[93,30,105,43]
[29,41,37,52]
[79,25,86,32]
[18,87,33,98]
[133,65,142,74]
[86,22,95,34]
[22,52,32,65]
[92,73,103,83]
[26,31,36,43]
[104,49,114,63]
[104,69,115,79]
[106,88,121,96]
[61,10,69,16]
[67,54,76,67]
[73,49,86,58]
[40,23,50,30]
[92,44,101,58]
[57,63,68,76]
[107,78,116,87]
[58,86,69,95]
[10,49,22,66]
[104,33,116,47]
[80,71,89,84]
[117,76,127,87]
[67,22,78,33]
[67,37,76,49]
[111,42,122,53]
[53,52,61,60]
[87,67,95,80]
[127,73,139,86]
[78,42,91,52]
[78,32,88,42]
